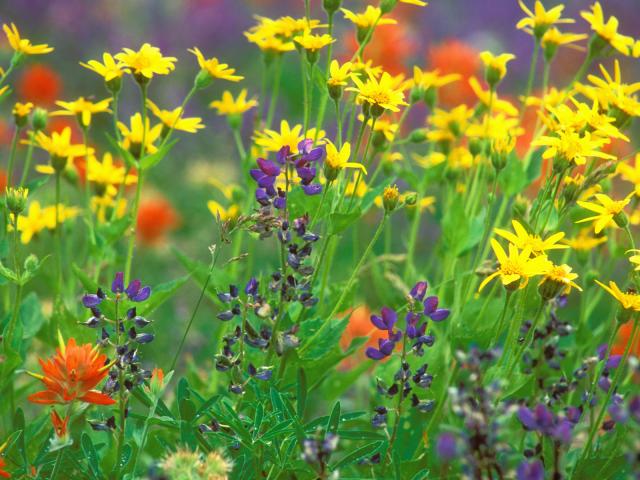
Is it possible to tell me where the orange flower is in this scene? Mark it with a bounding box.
[0,169,6,192]
[339,305,387,369]
[428,39,480,108]
[136,196,180,246]
[16,64,62,106]
[0,458,9,478]
[343,26,416,75]
[611,321,640,357]
[50,410,69,438]
[27,333,115,405]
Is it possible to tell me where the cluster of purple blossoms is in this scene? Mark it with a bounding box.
[517,403,578,445]
[301,432,339,475]
[251,140,324,208]
[365,281,449,360]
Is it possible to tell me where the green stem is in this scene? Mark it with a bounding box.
[504,300,546,380]
[301,56,310,134]
[334,98,342,147]
[54,173,63,298]
[522,39,539,112]
[19,132,35,187]
[4,214,22,354]
[265,55,283,130]
[6,127,20,187]
[386,333,408,466]
[490,290,513,347]
[232,127,247,173]
[346,116,375,212]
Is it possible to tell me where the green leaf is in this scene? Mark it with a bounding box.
[259,419,294,441]
[336,430,386,440]
[140,139,179,171]
[498,152,527,196]
[138,274,190,317]
[299,316,349,362]
[297,368,307,419]
[19,293,45,340]
[105,133,137,169]
[81,433,102,479]
[253,403,264,439]
[326,401,341,435]
[329,209,362,235]
[330,441,385,470]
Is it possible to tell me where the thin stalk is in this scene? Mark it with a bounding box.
[346,116,375,212]
[4,213,22,354]
[313,12,335,139]
[522,39,539,114]
[301,56,310,134]
[19,132,35,187]
[490,290,513,347]
[386,333,408,466]
[232,127,247,172]
[504,300,546,381]
[265,55,283,130]
[113,300,127,479]
[334,98,342,146]
[6,127,20,186]
[54,173,63,297]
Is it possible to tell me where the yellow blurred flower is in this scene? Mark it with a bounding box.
[207,200,239,222]
[116,43,177,80]
[541,28,587,50]
[52,97,112,128]
[466,113,523,141]
[580,1,634,55]
[412,67,460,90]
[91,195,126,224]
[146,99,204,134]
[118,113,163,156]
[516,1,573,37]
[627,250,640,271]
[341,6,397,29]
[328,61,353,87]
[13,102,34,118]
[469,76,518,116]
[294,32,334,52]
[210,89,258,116]
[595,280,640,312]
[576,193,633,233]
[80,53,127,82]
[563,228,607,251]
[533,129,614,167]
[3,22,53,55]
[254,120,324,153]
[189,48,243,82]
[494,220,568,256]
[617,154,640,197]
[479,51,515,86]
[579,60,640,118]
[13,201,79,244]
[31,127,91,174]
[86,152,137,197]
[427,105,473,141]
[358,114,398,142]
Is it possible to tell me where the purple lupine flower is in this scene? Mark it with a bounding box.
[245,278,259,296]
[436,432,457,461]
[410,281,428,302]
[82,293,102,308]
[517,460,544,480]
[630,396,640,423]
[423,296,450,322]
[517,404,574,444]
[366,338,397,360]
[371,307,398,331]
[296,139,324,165]
[112,272,125,293]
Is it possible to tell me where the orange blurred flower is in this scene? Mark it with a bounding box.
[0,458,9,478]
[339,305,387,369]
[0,169,7,192]
[0,119,14,146]
[50,410,69,438]
[137,196,180,246]
[343,26,416,75]
[612,321,640,357]
[27,334,115,405]
[428,39,480,108]
[17,64,62,106]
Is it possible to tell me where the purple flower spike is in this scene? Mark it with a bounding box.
[302,184,322,195]
[297,166,317,185]
[125,279,141,298]
[366,338,397,360]
[517,460,544,480]
[130,286,151,302]
[606,355,622,369]
[371,307,398,331]
[276,145,291,165]
[112,272,124,294]
[257,157,281,177]
[410,281,428,302]
[517,406,537,430]
[629,396,640,423]
[82,294,102,308]
[436,433,457,461]
[245,278,259,296]
[365,347,387,360]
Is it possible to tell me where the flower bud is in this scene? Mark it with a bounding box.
[410,86,424,104]
[403,191,417,206]
[194,69,213,90]
[614,211,629,228]
[23,254,39,273]
[328,83,343,101]
[382,184,400,212]
[13,102,33,128]
[380,0,398,14]
[5,187,28,215]
[409,129,428,143]
[32,108,48,131]
[106,76,122,95]
[323,0,342,14]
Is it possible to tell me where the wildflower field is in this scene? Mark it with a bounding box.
[1,0,640,478]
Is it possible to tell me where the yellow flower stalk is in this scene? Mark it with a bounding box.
[3,22,54,55]
[478,240,552,292]
[209,90,258,116]
[595,280,640,313]
[580,1,634,56]
[576,193,633,233]
[52,97,112,128]
[80,53,127,82]
[516,1,573,38]
[118,113,164,157]
[494,220,568,256]
[116,43,177,80]
[146,99,204,134]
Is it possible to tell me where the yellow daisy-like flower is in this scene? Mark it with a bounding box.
[539,264,582,296]
[466,113,523,141]
[479,51,516,85]
[254,120,324,153]
[595,280,640,312]
[344,180,368,198]
[31,127,91,174]
[532,129,614,167]
[13,201,79,244]
[13,102,34,118]
[327,60,353,87]
[146,99,204,134]
[350,57,384,80]
[541,28,588,49]
[580,1,634,56]
[427,105,473,141]
[617,154,640,197]
[52,97,112,128]
[207,200,239,222]
[323,140,366,181]
[341,6,397,29]
[209,90,258,116]
[494,220,568,256]
[412,67,460,90]
[478,239,552,292]
[115,43,177,80]
[189,48,243,82]
[80,53,127,82]
[117,113,164,156]
[581,60,640,119]
[86,152,137,197]
[347,71,408,114]
[576,193,633,233]
[2,23,53,55]
[358,114,399,142]
[627,250,640,272]
[563,228,607,251]
[294,32,335,53]
[516,0,573,37]
[468,77,518,116]
[91,194,126,224]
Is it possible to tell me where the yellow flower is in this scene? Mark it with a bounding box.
[595,280,640,312]
[523,87,568,109]
[115,43,177,80]
[382,184,400,212]
[324,140,365,180]
[351,57,383,80]
[492,135,516,156]
[541,28,588,49]
[2,23,53,55]
[244,16,322,54]
[52,97,112,128]
[341,6,397,29]
[91,195,126,224]
[209,90,258,116]
[31,127,91,174]
[516,1,573,37]
[617,154,640,197]
[576,193,633,233]
[244,32,295,54]
[494,220,568,256]
[13,201,79,244]
[254,120,324,153]
[412,67,460,90]
[358,114,398,142]
[189,48,243,82]
[146,99,204,134]
[478,239,552,292]
[468,77,518,116]
[294,32,334,52]
[627,250,640,271]
[327,60,353,87]
[580,2,634,55]
[412,151,446,169]
[344,180,367,197]
[539,264,582,296]
[86,152,137,197]
[80,53,127,82]
[400,0,428,5]
[466,113,523,141]
[563,228,607,251]
[404,195,436,213]
[13,102,34,117]
[427,105,473,141]
[533,130,614,167]
[479,51,515,86]
[581,60,640,118]
[117,113,164,156]
[347,71,408,114]
[207,200,239,222]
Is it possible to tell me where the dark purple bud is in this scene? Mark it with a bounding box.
[410,281,428,301]
[370,314,387,331]
[130,286,151,302]
[127,307,136,320]
[218,292,232,303]
[608,403,628,424]
[598,376,611,392]
[381,307,397,330]
[112,272,124,294]
[517,460,544,480]
[566,406,582,424]
[134,316,151,328]
[436,433,457,461]
[429,309,450,322]
[257,157,280,177]
[273,195,286,209]
[596,343,608,360]
[255,188,270,206]
[82,294,102,308]
[217,310,235,321]
[423,296,439,315]
[517,407,537,430]
[229,384,244,395]
[297,166,316,184]
[81,317,101,328]
[245,278,259,296]
[365,347,387,360]
[606,355,622,369]
[551,419,572,444]
[534,404,553,429]
[135,333,155,344]
[302,184,322,195]
[276,146,290,165]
